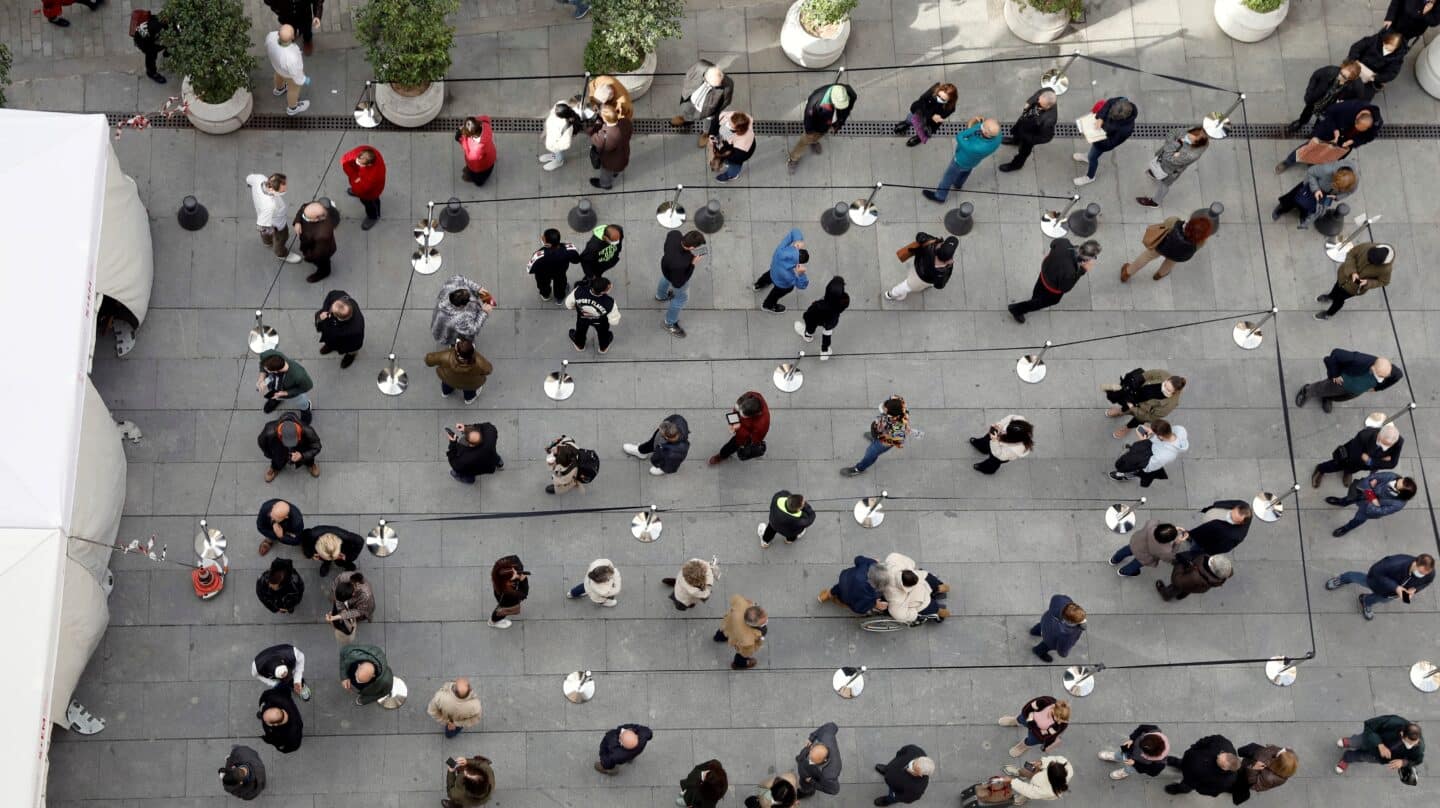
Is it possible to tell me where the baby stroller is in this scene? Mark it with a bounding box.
[960,775,1015,807]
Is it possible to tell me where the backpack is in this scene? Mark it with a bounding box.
[129,10,151,37]
[575,448,600,483]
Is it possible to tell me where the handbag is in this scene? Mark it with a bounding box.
[1115,440,1154,474]
[588,145,602,169]
[1142,222,1170,249]
[895,241,921,262]
[1146,156,1168,180]
[1295,141,1349,165]
[736,440,767,460]
[1399,764,1418,786]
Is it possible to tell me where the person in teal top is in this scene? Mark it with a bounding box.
[923,117,1001,203]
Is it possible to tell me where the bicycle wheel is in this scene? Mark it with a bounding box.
[861,617,910,633]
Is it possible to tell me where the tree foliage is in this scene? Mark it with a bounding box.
[583,0,684,75]
[159,0,257,103]
[355,0,462,88]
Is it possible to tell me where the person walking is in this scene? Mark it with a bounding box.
[623,414,691,476]
[443,756,495,806]
[998,696,1070,758]
[1386,0,1440,43]
[265,24,310,116]
[595,724,653,774]
[1074,96,1137,186]
[560,0,590,20]
[338,643,394,706]
[998,89,1058,172]
[679,759,729,808]
[795,276,849,360]
[291,201,337,283]
[431,275,494,345]
[840,395,908,477]
[588,103,632,190]
[1178,500,1253,559]
[264,0,322,52]
[715,595,767,669]
[1326,552,1434,620]
[256,685,303,754]
[1165,735,1241,797]
[41,0,101,29]
[1294,348,1403,413]
[313,290,363,369]
[1233,743,1298,802]
[540,97,585,171]
[664,558,715,610]
[1156,553,1234,601]
[325,570,373,642]
[544,435,597,495]
[795,722,842,798]
[873,746,933,805]
[884,233,957,302]
[257,412,320,483]
[425,339,493,404]
[1109,419,1189,487]
[257,350,313,423]
[759,490,816,548]
[1335,716,1425,774]
[708,110,756,182]
[1120,214,1213,282]
[710,390,770,465]
[455,115,496,186]
[580,224,625,280]
[896,82,958,147]
[340,146,385,231]
[1348,29,1409,89]
[251,643,311,701]
[970,414,1033,474]
[1273,160,1358,230]
[1137,127,1208,207]
[671,60,734,146]
[1315,243,1394,320]
[300,525,363,577]
[1110,520,1187,578]
[754,228,809,313]
[1029,595,1086,663]
[1287,61,1371,134]
[922,116,1002,202]
[1098,724,1170,782]
[1277,99,1382,173]
[1008,238,1101,323]
[818,555,890,614]
[447,421,503,484]
[489,555,528,629]
[256,557,304,614]
[527,229,581,302]
[256,498,303,556]
[789,81,858,174]
[218,745,266,800]
[1325,470,1417,536]
[565,275,621,353]
[245,173,295,260]
[657,229,707,337]
[567,558,621,607]
[426,678,482,738]
[1312,421,1402,488]
[1002,757,1072,803]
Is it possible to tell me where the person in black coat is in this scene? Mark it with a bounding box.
[595,723,653,773]
[1120,215,1213,283]
[1287,61,1372,134]
[256,498,304,555]
[528,228,581,303]
[257,412,321,483]
[885,233,958,302]
[566,275,620,352]
[1386,0,1440,42]
[1075,96,1136,184]
[257,685,303,754]
[1165,735,1241,796]
[657,229,707,337]
[797,276,850,360]
[255,557,304,614]
[1008,238,1101,323]
[579,224,624,279]
[999,89,1058,171]
[218,744,266,800]
[1176,500,1253,561]
[1313,423,1403,489]
[264,0,323,50]
[874,745,932,804]
[447,422,502,484]
[300,525,365,576]
[759,490,817,548]
[894,82,956,147]
[132,10,169,84]
[1347,29,1409,87]
[1327,552,1435,620]
[788,83,858,173]
[1294,348,1403,413]
[1279,99,1383,172]
[314,290,364,368]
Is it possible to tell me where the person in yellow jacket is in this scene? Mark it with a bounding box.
[1316,243,1393,320]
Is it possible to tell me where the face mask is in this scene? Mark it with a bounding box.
[1183,136,1194,145]
[1383,45,1397,54]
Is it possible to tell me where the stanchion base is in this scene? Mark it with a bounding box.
[378,676,408,709]
[1016,356,1047,384]
[1409,660,1440,692]
[1325,241,1354,263]
[414,226,444,247]
[1040,69,1070,96]
[1232,322,1264,350]
[1040,214,1068,238]
[194,525,227,560]
[1104,505,1138,534]
[248,326,279,354]
[377,366,409,396]
[563,671,596,703]
[656,203,687,229]
[848,202,879,227]
[1265,657,1298,687]
[366,523,399,557]
[1202,114,1230,140]
[411,249,443,275]
[833,667,865,699]
[1062,666,1097,697]
[544,372,575,401]
[773,363,804,393]
[853,498,886,528]
[353,102,382,129]
[630,511,662,542]
[1252,492,1284,522]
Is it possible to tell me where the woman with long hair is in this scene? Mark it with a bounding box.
[970,415,1034,474]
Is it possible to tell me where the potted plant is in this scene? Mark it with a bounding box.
[781,0,857,68]
[1416,34,1440,98]
[355,0,460,127]
[1213,0,1289,43]
[0,44,11,108]
[1003,0,1081,44]
[583,0,684,99]
[160,0,256,135]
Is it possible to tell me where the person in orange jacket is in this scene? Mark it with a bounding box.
[340,146,386,230]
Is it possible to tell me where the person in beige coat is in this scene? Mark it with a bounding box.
[745,772,799,807]
[567,558,621,607]
[715,595,766,670]
[664,559,715,611]
[1109,520,1188,578]
[1104,370,1185,440]
[427,678,482,738]
[1004,755,1073,803]
[1315,243,1393,320]
[586,75,633,121]
[424,338,494,404]
[880,552,951,623]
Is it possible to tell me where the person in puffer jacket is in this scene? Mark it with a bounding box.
[623,415,690,476]
[539,97,586,170]
[880,552,951,622]
[567,558,621,607]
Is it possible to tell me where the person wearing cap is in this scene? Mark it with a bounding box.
[256,412,321,483]
[789,81,858,174]
[1324,471,1418,536]
[754,228,809,314]
[313,290,364,369]
[921,116,1002,203]
[256,498,304,556]
[1156,553,1233,601]
[257,685,303,753]
[218,744,266,800]
[1294,348,1403,413]
[1312,421,1403,489]
[338,643,395,706]
[251,643,312,701]
[300,525,365,577]
[885,233,957,302]
[1316,243,1394,320]
[256,557,305,614]
[1008,238,1101,323]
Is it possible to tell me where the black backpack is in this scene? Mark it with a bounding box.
[575,449,600,483]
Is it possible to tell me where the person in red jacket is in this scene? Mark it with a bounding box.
[455,116,497,186]
[710,391,770,465]
[340,146,386,230]
[42,0,100,28]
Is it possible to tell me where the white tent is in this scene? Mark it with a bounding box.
[0,109,153,807]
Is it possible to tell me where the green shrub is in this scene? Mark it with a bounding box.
[583,0,683,74]
[0,44,11,108]
[800,0,859,31]
[159,0,257,103]
[1021,0,1085,21]
[354,0,461,88]
[1242,0,1284,12]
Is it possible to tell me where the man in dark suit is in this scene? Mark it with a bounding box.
[999,89,1058,172]
[1295,349,1403,413]
[1176,500,1252,562]
[1165,735,1241,796]
[447,422,502,484]
[1327,552,1434,620]
[1008,238,1101,323]
[874,745,933,805]
[257,412,321,483]
[1312,422,1402,488]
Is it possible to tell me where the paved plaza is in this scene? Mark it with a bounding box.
[15,0,1440,806]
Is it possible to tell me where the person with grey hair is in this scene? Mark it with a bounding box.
[567,558,621,607]
[1165,735,1241,797]
[1008,238,1100,323]
[1157,553,1233,601]
[795,722,842,798]
[671,60,734,147]
[999,89,1057,172]
[818,555,891,614]
[623,414,691,475]
[715,595,768,670]
[251,643,311,701]
[874,745,932,804]
[1314,421,1403,489]
[922,116,1002,203]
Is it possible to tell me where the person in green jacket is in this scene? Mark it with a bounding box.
[337,643,393,706]
[1336,715,1423,774]
[257,350,313,423]
[443,756,495,807]
[1315,243,1394,320]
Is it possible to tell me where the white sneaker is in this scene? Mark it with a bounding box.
[820,348,831,361]
[273,84,288,97]
[538,154,555,164]
[622,443,645,459]
[648,466,666,476]
[757,523,768,538]
[1109,769,1129,780]
[997,716,1020,727]
[543,158,564,172]
[286,100,310,116]
[600,599,618,608]
[488,618,512,629]
[284,253,302,264]
[1073,175,1095,186]
[793,321,813,342]
[1072,152,1088,163]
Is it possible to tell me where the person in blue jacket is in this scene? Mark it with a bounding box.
[1030,594,1086,663]
[1323,470,1416,536]
[1327,552,1434,620]
[818,555,889,614]
[1074,96,1136,186]
[753,228,810,313]
[922,116,1001,203]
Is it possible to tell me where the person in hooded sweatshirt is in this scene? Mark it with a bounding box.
[313,290,364,369]
[795,276,849,360]
[527,228,581,303]
[579,224,625,279]
[218,745,266,800]
[1347,29,1408,88]
[758,490,816,548]
[885,233,958,302]
[257,685,303,753]
[795,722,842,798]
[754,228,810,313]
[1109,419,1188,487]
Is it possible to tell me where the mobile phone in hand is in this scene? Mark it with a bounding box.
[446,757,457,769]
[444,428,456,439]
[1402,590,1413,604]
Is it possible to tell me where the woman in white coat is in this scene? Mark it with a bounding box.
[664,559,715,611]
[539,97,586,171]
[970,415,1034,475]
[567,559,621,607]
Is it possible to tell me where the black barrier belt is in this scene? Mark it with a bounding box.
[1077,52,1239,94]
[435,183,1070,205]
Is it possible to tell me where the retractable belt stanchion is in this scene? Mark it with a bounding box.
[1253,483,1301,523]
[248,309,280,354]
[1232,307,1277,350]
[1042,195,1079,237]
[1203,93,1245,140]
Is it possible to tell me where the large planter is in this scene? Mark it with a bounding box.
[615,51,658,100]
[180,79,252,135]
[1213,0,1289,43]
[780,0,851,68]
[375,80,446,128]
[1417,37,1440,97]
[1003,0,1071,44]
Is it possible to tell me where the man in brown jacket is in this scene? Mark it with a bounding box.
[1157,553,1233,601]
[589,103,632,190]
[292,201,337,283]
[427,677,482,738]
[1110,519,1188,578]
[1233,743,1297,803]
[424,338,493,404]
[713,595,767,670]
[1104,370,1185,440]
[1316,243,1393,320]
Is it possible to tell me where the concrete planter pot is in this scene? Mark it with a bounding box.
[1003,0,1072,45]
[780,0,851,69]
[1417,37,1440,97]
[375,80,446,128]
[1213,0,1289,43]
[180,79,253,135]
[615,51,658,99]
